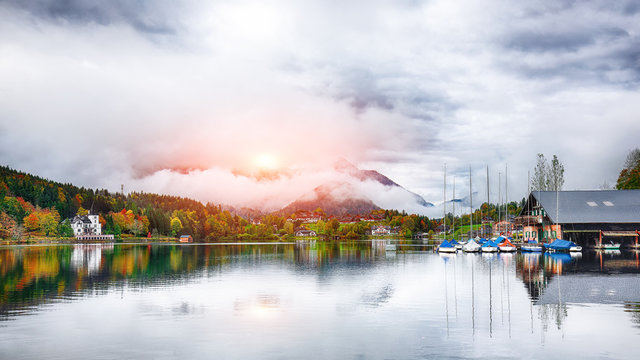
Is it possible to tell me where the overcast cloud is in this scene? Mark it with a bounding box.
[1,0,639,214]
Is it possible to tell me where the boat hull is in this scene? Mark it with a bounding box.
[481,247,498,253]
[594,244,621,250]
[438,247,457,253]
[521,246,542,252]
[499,246,516,252]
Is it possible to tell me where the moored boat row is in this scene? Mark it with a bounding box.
[437,236,584,254]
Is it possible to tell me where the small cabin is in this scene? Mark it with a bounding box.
[179,235,193,243]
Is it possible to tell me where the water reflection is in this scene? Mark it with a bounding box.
[1,242,639,359]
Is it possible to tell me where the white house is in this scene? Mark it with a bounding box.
[295,229,317,237]
[70,213,102,236]
[371,225,391,235]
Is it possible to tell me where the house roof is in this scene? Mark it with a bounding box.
[525,190,640,224]
[71,215,92,224]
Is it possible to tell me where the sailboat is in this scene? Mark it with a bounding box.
[521,240,543,252]
[552,183,582,252]
[497,236,517,252]
[438,240,458,253]
[462,167,480,253]
[481,239,499,252]
[463,237,481,252]
[522,170,542,252]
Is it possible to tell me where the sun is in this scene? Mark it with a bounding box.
[255,153,278,170]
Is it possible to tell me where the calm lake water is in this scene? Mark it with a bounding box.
[1,241,639,359]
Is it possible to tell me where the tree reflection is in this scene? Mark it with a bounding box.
[0,241,384,319]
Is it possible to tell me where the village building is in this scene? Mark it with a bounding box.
[517,190,640,247]
[295,229,317,237]
[493,220,514,236]
[70,213,102,236]
[69,212,114,240]
[179,235,193,243]
[371,225,391,235]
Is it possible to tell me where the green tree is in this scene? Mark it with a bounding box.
[57,219,74,237]
[531,153,548,191]
[548,155,565,191]
[531,153,565,191]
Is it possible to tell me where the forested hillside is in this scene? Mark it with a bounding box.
[0,165,446,241]
[0,166,254,240]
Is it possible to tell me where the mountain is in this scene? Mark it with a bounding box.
[279,160,433,216]
[279,182,380,216]
[333,158,434,207]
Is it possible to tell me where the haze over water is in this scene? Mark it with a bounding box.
[1,242,639,359]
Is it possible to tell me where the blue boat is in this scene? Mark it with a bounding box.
[544,239,582,252]
[481,239,499,253]
[521,240,543,252]
[438,240,457,253]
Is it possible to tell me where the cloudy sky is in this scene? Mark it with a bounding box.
[1,0,639,214]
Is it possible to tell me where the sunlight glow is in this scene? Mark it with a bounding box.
[255,153,278,170]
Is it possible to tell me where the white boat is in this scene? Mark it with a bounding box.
[384,244,397,251]
[462,238,481,252]
[594,242,621,250]
[481,245,498,253]
[497,237,517,252]
[569,245,582,252]
[521,244,543,252]
[438,240,458,253]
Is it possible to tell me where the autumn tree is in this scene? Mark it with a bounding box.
[617,148,640,189]
[23,212,40,232]
[0,212,16,239]
[39,209,60,236]
[283,221,294,235]
[170,217,183,236]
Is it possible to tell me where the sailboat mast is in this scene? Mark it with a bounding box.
[506,164,508,235]
[443,164,447,239]
[556,183,559,237]
[527,170,530,237]
[498,172,501,227]
[453,176,456,240]
[486,165,490,237]
[469,165,473,240]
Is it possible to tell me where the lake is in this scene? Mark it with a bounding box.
[1,241,639,359]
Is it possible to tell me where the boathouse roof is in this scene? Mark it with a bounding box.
[521,190,640,224]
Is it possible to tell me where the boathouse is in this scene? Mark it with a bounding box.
[517,190,640,247]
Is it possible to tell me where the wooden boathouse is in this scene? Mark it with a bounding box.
[516,190,640,248]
